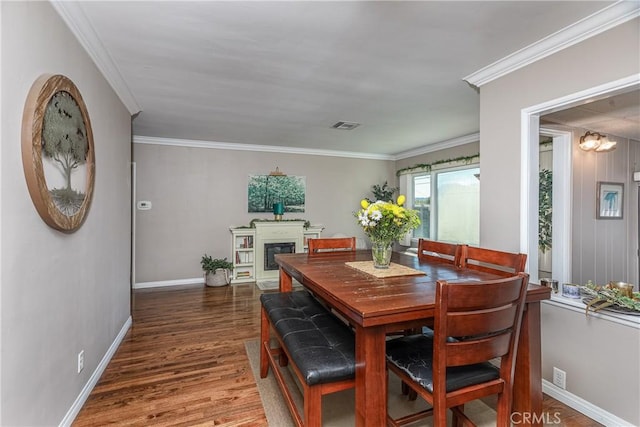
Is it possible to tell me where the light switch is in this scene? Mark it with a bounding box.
[137,201,152,210]
[634,172,640,182]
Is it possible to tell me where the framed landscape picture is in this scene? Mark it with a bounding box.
[596,181,623,219]
[247,174,306,213]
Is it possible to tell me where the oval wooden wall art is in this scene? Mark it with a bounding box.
[21,74,95,233]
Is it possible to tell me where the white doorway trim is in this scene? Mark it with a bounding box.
[520,73,640,284]
[131,162,136,288]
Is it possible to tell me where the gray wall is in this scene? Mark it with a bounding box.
[479,18,640,425]
[133,142,396,283]
[1,2,132,425]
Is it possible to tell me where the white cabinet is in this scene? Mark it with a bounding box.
[230,228,256,284]
[229,223,323,285]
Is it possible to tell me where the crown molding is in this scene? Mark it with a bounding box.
[464,1,640,88]
[50,0,142,115]
[393,133,480,160]
[133,136,395,161]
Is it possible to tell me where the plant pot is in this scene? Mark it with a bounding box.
[205,269,230,287]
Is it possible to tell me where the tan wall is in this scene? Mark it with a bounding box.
[541,304,640,424]
[1,2,132,425]
[480,18,639,251]
[480,18,640,425]
[133,143,396,283]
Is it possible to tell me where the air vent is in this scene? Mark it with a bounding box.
[332,121,360,130]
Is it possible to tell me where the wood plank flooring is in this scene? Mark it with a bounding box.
[73,284,603,426]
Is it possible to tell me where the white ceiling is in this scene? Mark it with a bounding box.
[61,1,638,157]
[542,89,640,141]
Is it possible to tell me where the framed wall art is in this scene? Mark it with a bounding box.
[21,74,95,232]
[596,181,623,219]
[247,170,306,213]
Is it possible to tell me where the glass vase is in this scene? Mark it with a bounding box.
[371,240,393,269]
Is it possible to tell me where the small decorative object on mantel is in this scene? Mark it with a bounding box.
[580,280,640,316]
[356,195,420,269]
[21,74,95,232]
[273,201,284,220]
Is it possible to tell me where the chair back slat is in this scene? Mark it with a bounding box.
[445,280,524,310]
[417,239,463,266]
[307,237,356,254]
[461,246,527,277]
[446,333,512,366]
[447,304,519,337]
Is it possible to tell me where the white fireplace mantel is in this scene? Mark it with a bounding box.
[254,221,306,283]
[229,221,323,285]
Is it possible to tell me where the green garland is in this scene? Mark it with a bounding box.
[396,154,480,176]
[249,218,311,229]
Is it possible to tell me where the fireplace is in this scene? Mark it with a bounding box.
[254,221,305,283]
[264,242,296,271]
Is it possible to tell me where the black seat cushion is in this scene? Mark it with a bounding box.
[261,291,355,386]
[386,334,499,393]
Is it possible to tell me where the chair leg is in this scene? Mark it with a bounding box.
[433,399,447,427]
[452,404,464,427]
[260,307,270,378]
[400,380,418,401]
[401,380,408,395]
[304,383,322,427]
[496,392,512,427]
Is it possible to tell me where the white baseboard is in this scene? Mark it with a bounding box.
[59,316,133,427]
[542,380,635,426]
[133,277,204,289]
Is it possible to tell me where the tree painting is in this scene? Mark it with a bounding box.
[41,91,88,216]
[248,175,305,213]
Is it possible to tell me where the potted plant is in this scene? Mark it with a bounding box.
[201,254,233,287]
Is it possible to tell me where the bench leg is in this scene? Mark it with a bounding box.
[260,306,270,378]
[303,383,322,427]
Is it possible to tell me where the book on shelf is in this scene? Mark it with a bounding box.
[235,251,253,264]
[237,236,254,249]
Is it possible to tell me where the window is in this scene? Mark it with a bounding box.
[412,174,431,238]
[408,165,479,245]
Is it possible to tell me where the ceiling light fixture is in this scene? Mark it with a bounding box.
[579,131,616,152]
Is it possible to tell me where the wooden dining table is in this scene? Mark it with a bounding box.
[275,249,551,427]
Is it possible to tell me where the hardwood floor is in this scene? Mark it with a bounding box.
[73,284,603,426]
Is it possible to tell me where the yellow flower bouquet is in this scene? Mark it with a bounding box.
[356,196,420,267]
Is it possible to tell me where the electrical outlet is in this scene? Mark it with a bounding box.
[77,350,85,374]
[553,367,566,389]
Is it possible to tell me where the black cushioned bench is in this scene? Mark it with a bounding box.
[260,290,356,427]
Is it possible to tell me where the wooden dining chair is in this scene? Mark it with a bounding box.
[386,273,529,427]
[307,237,356,253]
[417,238,464,266]
[461,245,527,277]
